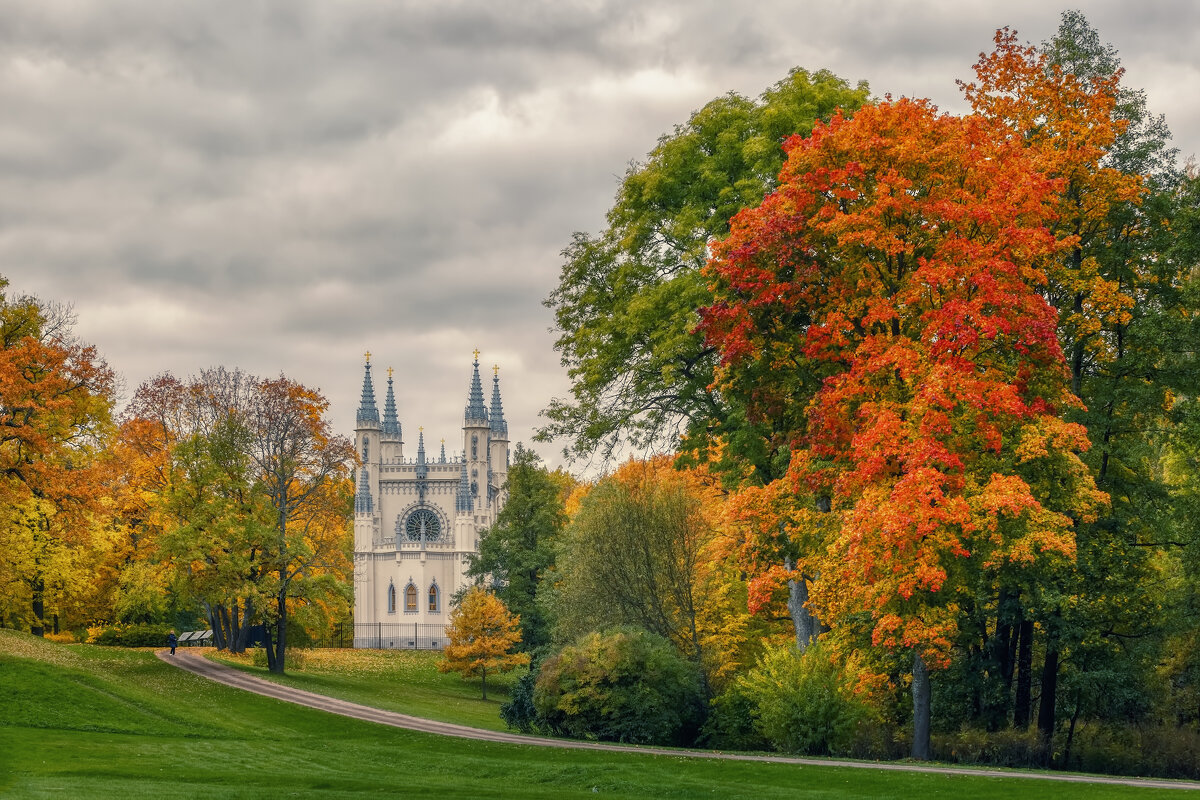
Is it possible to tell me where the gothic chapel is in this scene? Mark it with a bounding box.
[352,352,509,648]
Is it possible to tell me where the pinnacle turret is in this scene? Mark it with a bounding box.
[457,452,472,513]
[464,351,489,426]
[354,468,373,514]
[357,354,379,426]
[416,428,427,480]
[382,368,401,440]
[490,366,508,438]
[439,439,447,463]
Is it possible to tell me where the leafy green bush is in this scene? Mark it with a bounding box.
[533,627,705,746]
[92,623,174,648]
[699,679,770,751]
[500,668,539,733]
[933,726,1042,767]
[737,643,871,756]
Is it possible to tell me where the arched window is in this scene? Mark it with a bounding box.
[404,582,418,613]
[363,436,369,462]
[428,583,440,612]
[387,583,396,614]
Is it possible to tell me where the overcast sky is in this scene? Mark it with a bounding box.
[2,1,1196,470]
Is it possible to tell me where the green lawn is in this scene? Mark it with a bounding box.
[0,630,1192,799]
[207,646,519,731]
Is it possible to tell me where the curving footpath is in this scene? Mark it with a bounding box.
[158,649,1200,791]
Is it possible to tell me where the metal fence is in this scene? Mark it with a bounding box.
[353,622,451,650]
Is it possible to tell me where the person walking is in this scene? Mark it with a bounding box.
[168,630,177,655]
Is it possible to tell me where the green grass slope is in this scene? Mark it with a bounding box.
[208,647,519,731]
[0,631,1190,799]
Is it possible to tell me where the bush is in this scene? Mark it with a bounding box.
[500,668,539,733]
[533,627,706,746]
[92,623,174,648]
[698,680,771,751]
[737,642,872,756]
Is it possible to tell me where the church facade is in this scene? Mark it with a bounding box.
[351,352,509,648]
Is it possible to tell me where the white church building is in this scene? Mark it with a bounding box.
[351,351,509,648]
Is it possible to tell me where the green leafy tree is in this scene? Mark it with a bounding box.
[467,445,571,651]
[540,68,869,471]
[545,458,746,689]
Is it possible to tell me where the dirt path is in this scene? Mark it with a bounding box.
[158,649,1200,791]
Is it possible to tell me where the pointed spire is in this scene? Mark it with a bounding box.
[382,367,401,440]
[354,468,373,514]
[416,427,427,481]
[439,438,447,463]
[357,353,379,426]
[464,350,489,425]
[457,452,472,513]
[490,364,508,437]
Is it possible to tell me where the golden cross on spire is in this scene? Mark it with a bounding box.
[472,348,480,362]
[419,425,424,433]
[364,350,371,363]
[387,367,394,378]
[493,364,499,376]
[441,438,445,444]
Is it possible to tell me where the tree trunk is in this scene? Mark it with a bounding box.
[1038,646,1060,766]
[268,588,287,675]
[30,576,45,637]
[1014,619,1034,728]
[1063,689,1083,769]
[912,651,931,761]
[784,556,817,653]
[482,666,488,701]
[207,604,227,650]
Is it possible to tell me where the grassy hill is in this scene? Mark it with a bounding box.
[0,631,1189,799]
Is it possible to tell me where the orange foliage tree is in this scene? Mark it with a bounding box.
[700,97,1106,758]
[0,282,116,636]
[440,586,529,700]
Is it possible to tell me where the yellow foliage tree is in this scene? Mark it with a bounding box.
[439,586,529,699]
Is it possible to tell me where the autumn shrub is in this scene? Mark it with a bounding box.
[932,726,1042,767]
[698,679,771,751]
[533,627,705,746]
[1065,722,1200,780]
[92,623,173,647]
[737,643,872,756]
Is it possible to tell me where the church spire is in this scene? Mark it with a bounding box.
[464,350,489,425]
[416,428,427,481]
[357,352,379,426]
[439,438,447,463]
[490,365,508,437]
[457,452,472,513]
[382,367,401,440]
[354,468,373,514]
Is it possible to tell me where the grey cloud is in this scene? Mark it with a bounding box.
[0,0,1194,468]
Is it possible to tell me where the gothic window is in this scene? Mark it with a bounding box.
[387,583,396,614]
[428,583,439,612]
[404,509,441,542]
[471,434,478,459]
[404,582,417,613]
[363,436,369,462]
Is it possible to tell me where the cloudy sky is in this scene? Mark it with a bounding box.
[2,1,1196,469]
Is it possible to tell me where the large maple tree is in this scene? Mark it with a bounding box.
[700,97,1106,758]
